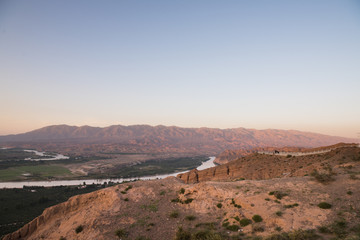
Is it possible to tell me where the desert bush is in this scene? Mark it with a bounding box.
[216,203,222,208]
[115,228,128,238]
[174,227,191,240]
[175,227,225,240]
[275,211,283,217]
[252,224,264,232]
[185,215,196,221]
[195,222,216,230]
[252,214,263,222]
[284,203,299,208]
[124,198,129,201]
[318,202,332,209]
[311,169,335,183]
[170,210,179,218]
[239,218,251,227]
[269,191,288,199]
[265,229,319,240]
[125,185,132,191]
[59,237,66,240]
[75,225,83,234]
[135,236,151,240]
[160,190,166,195]
[180,188,185,194]
[184,198,194,204]
[226,225,239,231]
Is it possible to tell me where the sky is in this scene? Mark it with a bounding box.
[0,0,359,138]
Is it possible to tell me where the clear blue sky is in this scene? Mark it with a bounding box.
[1,0,359,138]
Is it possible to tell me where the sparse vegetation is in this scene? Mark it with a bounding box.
[115,228,128,238]
[75,225,83,234]
[318,202,332,209]
[174,227,225,240]
[226,225,240,231]
[185,215,196,221]
[275,211,283,217]
[170,210,179,218]
[180,188,185,194]
[252,215,263,223]
[141,202,158,212]
[284,203,299,208]
[311,169,335,183]
[269,191,288,199]
[184,198,194,204]
[239,218,252,227]
[252,224,265,232]
[216,203,222,208]
[265,229,319,240]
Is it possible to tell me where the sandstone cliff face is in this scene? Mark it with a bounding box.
[180,146,360,183]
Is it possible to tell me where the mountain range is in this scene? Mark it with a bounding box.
[0,124,356,155]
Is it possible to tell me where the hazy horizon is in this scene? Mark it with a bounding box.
[1,1,359,138]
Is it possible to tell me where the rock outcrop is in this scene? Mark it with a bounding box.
[179,145,360,183]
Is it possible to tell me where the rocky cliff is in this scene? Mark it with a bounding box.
[179,145,360,183]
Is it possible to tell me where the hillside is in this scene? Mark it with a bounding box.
[178,145,360,183]
[215,143,358,164]
[4,144,360,240]
[0,125,355,155]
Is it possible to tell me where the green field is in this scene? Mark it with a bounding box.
[0,165,73,181]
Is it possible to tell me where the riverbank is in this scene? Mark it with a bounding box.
[0,157,215,188]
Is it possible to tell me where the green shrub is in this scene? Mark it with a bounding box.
[318,202,332,209]
[252,224,264,232]
[311,169,335,183]
[75,225,83,234]
[170,210,179,218]
[216,203,222,208]
[239,218,252,227]
[180,188,185,194]
[275,226,282,232]
[347,191,353,195]
[226,225,240,231]
[252,215,263,223]
[284,203,299,208]
[174,227,191,240]
[59,237,66,240]
[275,211,283,217]
[160,190,166,195]
[115,228,128,238]
[265,229,319,240]
[184,198,193,204]
[171,198,180,203]
[125,185,132,191]
[124,198,129,201]
[272,191,288,200]
[185,215,196,221]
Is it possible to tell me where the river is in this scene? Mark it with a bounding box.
[0,156,216,188]
[24,149,70,161]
